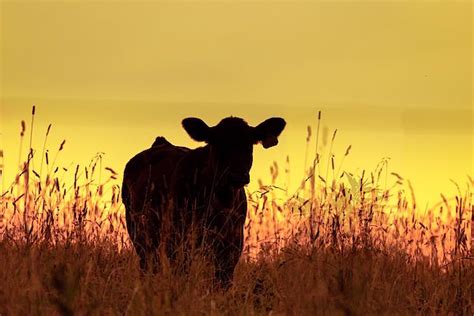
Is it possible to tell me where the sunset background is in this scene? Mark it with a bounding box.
[1,1,472,208]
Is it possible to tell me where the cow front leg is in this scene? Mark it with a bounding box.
[213,244,242,290]
[211,222,245,289]
[215,261,235,290]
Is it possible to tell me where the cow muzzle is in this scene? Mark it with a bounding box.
[228,172,250,188]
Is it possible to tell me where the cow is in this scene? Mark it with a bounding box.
[121,116,286,288]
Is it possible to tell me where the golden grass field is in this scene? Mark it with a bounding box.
[0,108,472,315]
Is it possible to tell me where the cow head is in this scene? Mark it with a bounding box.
[182,116,286,193]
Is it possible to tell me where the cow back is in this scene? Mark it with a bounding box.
[122,138,189,217]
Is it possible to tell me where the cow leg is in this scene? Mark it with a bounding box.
[214,246,242,290]
[135,234,159,273]
[215,259,235,289]
[213,231,244,290]
[126,211,159,273]
[211,191,247,289]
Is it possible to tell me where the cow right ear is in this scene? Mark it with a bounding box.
[182,117,210,142]
[253,117,286,148]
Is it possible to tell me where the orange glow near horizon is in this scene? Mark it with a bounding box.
[1,1,472,208]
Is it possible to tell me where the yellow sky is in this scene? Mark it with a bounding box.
[1,1,472,208]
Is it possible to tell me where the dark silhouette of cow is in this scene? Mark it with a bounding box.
[121,116,286,287]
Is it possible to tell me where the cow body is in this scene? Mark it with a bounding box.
[122,117,285,287]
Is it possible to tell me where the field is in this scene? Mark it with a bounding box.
[1,109,472,315]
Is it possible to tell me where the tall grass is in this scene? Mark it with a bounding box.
[0,107,472,314]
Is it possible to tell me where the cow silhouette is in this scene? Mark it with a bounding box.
[122,116,286,287]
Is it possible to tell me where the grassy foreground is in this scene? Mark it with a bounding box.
[0,108,472,314]
[0,240,472,315]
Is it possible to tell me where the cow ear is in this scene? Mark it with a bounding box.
[182,118,210,142]
[253,117,286,149]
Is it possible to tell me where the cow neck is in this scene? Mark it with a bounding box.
[177,144,229,199]
[199,144,215,180]
[188,144,222,188]
[180,144,212,185]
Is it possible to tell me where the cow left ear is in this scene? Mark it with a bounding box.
[253,117,286,149]
[182,117,211,142]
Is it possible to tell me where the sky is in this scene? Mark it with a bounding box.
[1,0,472,208]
